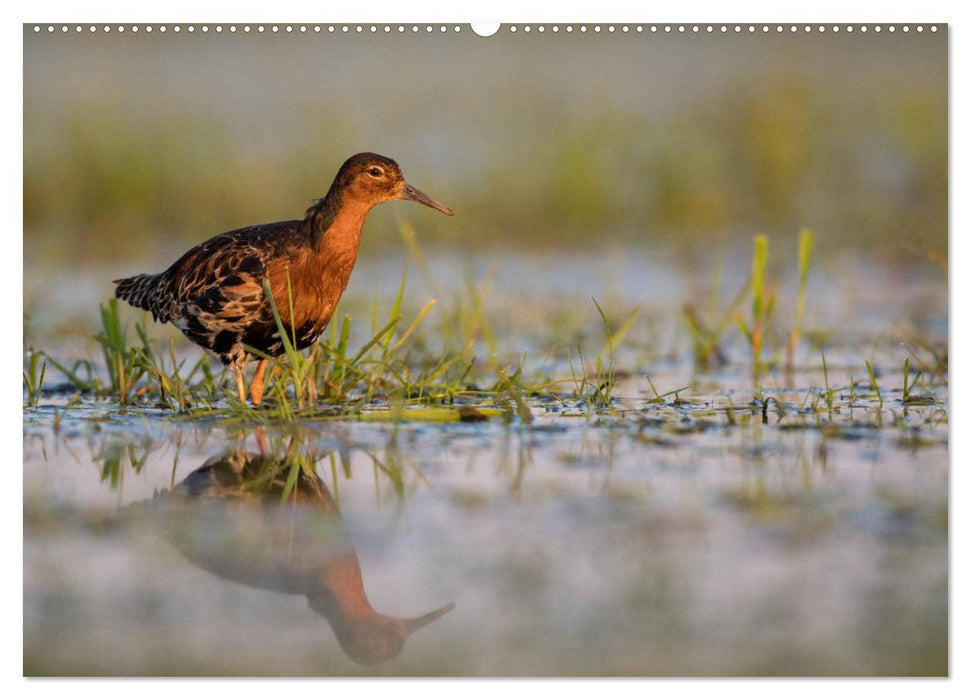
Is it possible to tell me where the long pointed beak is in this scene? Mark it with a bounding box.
[403,602,456,636]
[401,183,454,216]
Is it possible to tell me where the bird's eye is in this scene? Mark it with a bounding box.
[367,167,383,178]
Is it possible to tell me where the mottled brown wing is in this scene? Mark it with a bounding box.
[172,239,281,360]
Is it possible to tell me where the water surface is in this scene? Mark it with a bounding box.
[23,386,947,676]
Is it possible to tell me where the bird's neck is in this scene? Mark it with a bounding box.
[313,196,369,299]
[271,192,372,332]
[305,189,373,256]
[310,549,380,623]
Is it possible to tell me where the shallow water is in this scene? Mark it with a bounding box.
[23,381,947,676]
[23,249,949,676]
[22,22,949,676]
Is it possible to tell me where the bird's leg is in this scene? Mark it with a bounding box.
[250,358,269,406]
[232,364,247,404]
[254,425,269,455]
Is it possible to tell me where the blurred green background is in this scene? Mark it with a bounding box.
[24,26,946,270]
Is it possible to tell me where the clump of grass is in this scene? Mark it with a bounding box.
[23,348,47,407]
[31,262,647,421]
[40,273,465,418]
[93,299,147,404]
[821,350,834,415]
[138,338,215,411]
[590,297,617,408]
[864,360,884,410]
[248,265,451,417]
[786,229,815,375]
[400,222,498,369]
[258,275,319,411]
[899,356,938,405]
[39,301,224,410]
[743,235,772,382]
[563,297,624,412]
[556,296,642,413]
[902,356,916,403]
[687,231,820,386]
[683,251,748,370]
[492,357,534,423]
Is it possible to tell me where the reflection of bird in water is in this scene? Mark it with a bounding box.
[153,445,454,665]
[113,153,453,405]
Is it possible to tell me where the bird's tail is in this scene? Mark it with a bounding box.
[113,272,169,321]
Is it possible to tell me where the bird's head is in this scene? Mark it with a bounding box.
[308,594,456,666]
[334,152,454,216]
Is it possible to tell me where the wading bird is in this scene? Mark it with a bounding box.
[114,153,453,405]
[149,443,455,665]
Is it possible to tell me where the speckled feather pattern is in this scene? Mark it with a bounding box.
[116,206,357,370]
[113,153,450,390]
[113,155,394,371]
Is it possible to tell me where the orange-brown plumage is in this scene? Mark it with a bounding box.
[161,447,455,665]
[113,153,453,405]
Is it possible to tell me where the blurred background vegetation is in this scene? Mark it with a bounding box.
[24,26,946,273]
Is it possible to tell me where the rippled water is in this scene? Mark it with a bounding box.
[23,381,947,676]
[22,248,949,676]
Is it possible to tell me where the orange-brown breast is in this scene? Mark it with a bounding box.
[265,198,371,333]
